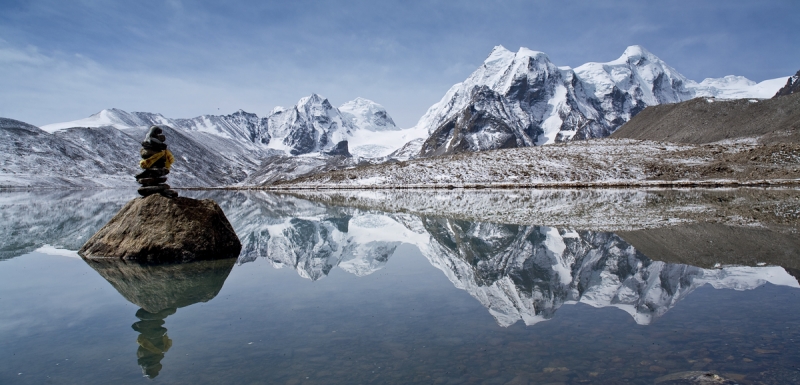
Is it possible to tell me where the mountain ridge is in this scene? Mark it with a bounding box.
[414,45,787,157]
[5,45,791,188]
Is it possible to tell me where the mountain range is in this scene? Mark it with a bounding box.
[0,45,790,188]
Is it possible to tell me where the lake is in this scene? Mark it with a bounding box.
[1,188,799,384]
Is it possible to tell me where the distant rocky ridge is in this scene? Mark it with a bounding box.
[774,69,800,97]
[611,90,800,144]
[40,95,399,157]
[0,96,397,188]
[414,45,788,157]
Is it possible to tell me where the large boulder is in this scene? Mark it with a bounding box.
[79,195,241,262]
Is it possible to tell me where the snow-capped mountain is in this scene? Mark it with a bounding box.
[40,94,399,158]
[266,94,354,155]
[692,75,788,99]
[414,45,788,157]
[0,116,253,188]
[42,108,270,147]
[337,97,426,158]
[4,95,403,188]
[8,45,791,187]
[339,97,398,132]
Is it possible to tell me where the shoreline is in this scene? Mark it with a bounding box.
[259,178,800,190]
[4,178,800,192]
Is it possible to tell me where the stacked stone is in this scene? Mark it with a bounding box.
[136,126,178,198]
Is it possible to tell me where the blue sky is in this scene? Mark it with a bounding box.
[1,0,797,127]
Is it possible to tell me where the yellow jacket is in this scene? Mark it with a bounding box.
[139,150,174,169]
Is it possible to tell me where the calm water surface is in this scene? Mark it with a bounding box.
[1,189,799,384]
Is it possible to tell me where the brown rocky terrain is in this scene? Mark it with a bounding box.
[263,139,799,189]
[611,91,800,144]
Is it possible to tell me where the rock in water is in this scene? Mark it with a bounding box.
[654,371,737,384]
[79,195,241,262]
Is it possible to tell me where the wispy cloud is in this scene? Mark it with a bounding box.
[1,0,797,127]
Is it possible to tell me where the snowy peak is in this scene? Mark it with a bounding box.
[575,45,692,106]
[773,69,800,98]
[266,93,355,155]
[339,97,398,132]
[297,93,331,113]
[414,44,788,157]
[617,45,658,65]
[173,109,269,145]
[40,108,171,133]
[473,46,558,96]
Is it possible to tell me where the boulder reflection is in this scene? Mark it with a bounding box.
[84,258,236,378]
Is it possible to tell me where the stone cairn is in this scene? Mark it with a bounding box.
[136,126,178,198]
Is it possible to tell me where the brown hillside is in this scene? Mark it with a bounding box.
[611,92,800,144]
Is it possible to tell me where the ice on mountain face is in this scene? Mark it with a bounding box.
[691,75,791,99]
[40,107,270,150]
[339,98,428,159]
[21,93,409,186]
[412,44,787,157]
[339,98,399,132]
[266,94,355,155]
[40,108,172,133]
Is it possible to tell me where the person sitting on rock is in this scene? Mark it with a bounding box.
[140,126,174,170]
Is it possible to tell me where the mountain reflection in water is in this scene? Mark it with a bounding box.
[84,258,236,378]
[229,205,799,326]
[3,189,799,328]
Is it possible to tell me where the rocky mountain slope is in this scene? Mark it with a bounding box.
[0,117,255,188]
[270,138,800,189]
[413,45,787,157]
[2,95,399,188]
[40,95,399,158]
[774,70,800,97]
[611,90,800,144]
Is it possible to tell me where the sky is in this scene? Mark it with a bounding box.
[1,0,797,128]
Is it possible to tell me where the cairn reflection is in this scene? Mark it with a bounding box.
[132,308,175,378]
[84,258,236,378]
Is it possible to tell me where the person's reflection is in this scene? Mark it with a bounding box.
[83,258,236,379]
[132,307,176,378]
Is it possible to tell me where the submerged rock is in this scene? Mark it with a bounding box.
[655,371,737,384]
[79,194,241,262]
